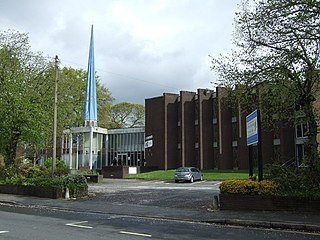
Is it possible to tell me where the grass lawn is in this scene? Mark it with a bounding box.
[127,169,251,181]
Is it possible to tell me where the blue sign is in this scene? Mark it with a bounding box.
[246,110,258,146]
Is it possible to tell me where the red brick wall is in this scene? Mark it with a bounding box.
[220,194,320,212]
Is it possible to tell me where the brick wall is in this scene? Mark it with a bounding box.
[220,194,320,212]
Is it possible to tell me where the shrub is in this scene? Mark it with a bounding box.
[265,163,320,196]
[78,169,99,176]
[0,165,19,180]
[219,179,279,195]
[25,166,49,178]
[44,158,69,176]
[63,174,88,198]
[0,161,87,198]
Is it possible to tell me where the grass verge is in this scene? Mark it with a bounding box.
[127,169,250,181]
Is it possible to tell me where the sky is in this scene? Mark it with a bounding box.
[0,0,240,104]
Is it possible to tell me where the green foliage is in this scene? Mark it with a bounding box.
[0,162,87,198]
[211,0,320,165]
[0,30,114,166]
[44,158,69,176]
[78,169,99,176]
[127,169,250,180]
[0,164,19,180]
[63,174,87,188]
[25,166,48,178]
[0,159,68,183]
[265,163,320,196]
[96,82,114,128]
[7,177,60,187]
[0,30,52,165]
[108,102,145,128]
[219,179,279,196]
[63,174,88,198]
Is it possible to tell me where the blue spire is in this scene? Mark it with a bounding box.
[84,25,98,126]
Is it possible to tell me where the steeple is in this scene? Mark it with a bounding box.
[84,25,98,127]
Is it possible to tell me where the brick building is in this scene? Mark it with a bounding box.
[145,87,298,170]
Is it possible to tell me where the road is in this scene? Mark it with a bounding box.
[0,205,319,240]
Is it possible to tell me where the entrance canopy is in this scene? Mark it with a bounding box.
[62,127,145,170]
[62,126,108,170]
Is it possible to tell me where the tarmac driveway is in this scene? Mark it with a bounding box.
[88,179,220,212]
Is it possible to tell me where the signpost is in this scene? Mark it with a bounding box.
[145,135,153,149]
[246,110,259,146]
[246,109,263,181]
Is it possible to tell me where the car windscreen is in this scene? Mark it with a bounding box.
[176,167,189,172]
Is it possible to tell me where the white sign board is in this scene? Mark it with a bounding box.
[128,167,137,174]
[145,135,153,148]
[145,139,153,148]
[246,110,258,146]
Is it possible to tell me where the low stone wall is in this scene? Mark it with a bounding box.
[102,166,127,178]
[0,184,63,199]
[84,174,103,183]
[102,166,158,178]
[220,194,320,212]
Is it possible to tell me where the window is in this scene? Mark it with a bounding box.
[296,144,304,166]
[296,123,308,138]
[273,145,281,162]
[212,98,218,118]
[232,123,238,141]
[232,147,238,169]
[213,125,218,142]
[212,118,217,124]
[274,124,280,139]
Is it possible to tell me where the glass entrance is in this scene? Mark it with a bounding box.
[117,153,127,166]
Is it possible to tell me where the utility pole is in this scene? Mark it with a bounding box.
[52,55,59,176]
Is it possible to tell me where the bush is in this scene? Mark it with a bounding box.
[44,158,69,176]
[78,169,99,176]
[219,179,279,195]
[0,165,19,180]
[63,174,88,198]
[0,160,87,198]
[265,163,320,196]
[25,166,49,178]
[1,174,88,198]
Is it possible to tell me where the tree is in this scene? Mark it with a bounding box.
[0,30,114,166]
[108,102,145,128]
[211,0,320,166]
[97,82,114,128]
[0,30,52,165]
[30,67,113,160]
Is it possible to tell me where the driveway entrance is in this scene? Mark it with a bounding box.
[89,179,221,212]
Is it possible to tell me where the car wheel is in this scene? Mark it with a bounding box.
[175,180,179,183]
[190,177,194,183]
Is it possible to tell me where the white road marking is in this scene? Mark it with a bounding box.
[66,221,93,229]
[212,181,222,185]
[0,231,9,234]
[120,231,152,238]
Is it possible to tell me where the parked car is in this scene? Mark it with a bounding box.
[174,167,203,183]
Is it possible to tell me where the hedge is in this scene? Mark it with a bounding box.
[219,179,279,195]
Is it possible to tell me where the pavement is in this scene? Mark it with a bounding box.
[0,179,319,233]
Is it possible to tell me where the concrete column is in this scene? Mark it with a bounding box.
[69,133,72,169]
[76,134,79,170]
[89,127,93,170]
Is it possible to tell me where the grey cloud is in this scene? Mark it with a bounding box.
[0,0,240,104]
